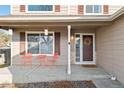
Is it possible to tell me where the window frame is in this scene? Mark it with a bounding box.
[84,5,103,15]
[26,5,55,13]
[25,31,55,56]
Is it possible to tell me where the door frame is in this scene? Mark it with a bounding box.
[74,33,96,65]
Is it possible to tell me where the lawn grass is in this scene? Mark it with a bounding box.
[0,64,9,68]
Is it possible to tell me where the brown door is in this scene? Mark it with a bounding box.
[82,35,93,61]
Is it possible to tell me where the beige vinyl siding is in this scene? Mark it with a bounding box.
[12,28,68,65]
[11,5,20,15]
[96,15,124,84]
[12,31,20,57]
[55,5,68,15]
[69,5,78,15]
[109,5,123,15]
[11,5,68,15]
[11,5,123,15]
[11,5,77,15]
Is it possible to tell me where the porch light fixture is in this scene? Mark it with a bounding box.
[8,28,13,35]
[71,35,74,40]
[44,29,48,35]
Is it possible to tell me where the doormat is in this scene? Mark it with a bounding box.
[14,80,96,88]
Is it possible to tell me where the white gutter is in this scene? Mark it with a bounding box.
[110,7,124,21]
[0,7,124,22]
[0,16,111,22]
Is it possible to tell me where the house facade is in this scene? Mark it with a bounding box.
[0,5,124,84]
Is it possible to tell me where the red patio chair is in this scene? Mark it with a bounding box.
[37,55,47,67]
[21,53,32,68]
[49,52,59,65]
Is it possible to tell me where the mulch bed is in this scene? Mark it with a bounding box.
[0,80,96,88]
[14,80,96,88]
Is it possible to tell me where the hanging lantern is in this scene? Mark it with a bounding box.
[44,29,48,35]
[71,35,74,40]
[8,28,13,35]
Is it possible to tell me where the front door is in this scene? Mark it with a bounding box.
[75,33,95,64]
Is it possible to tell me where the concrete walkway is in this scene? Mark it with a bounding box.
[0,65,124,88]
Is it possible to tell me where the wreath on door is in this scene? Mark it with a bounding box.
[84,37,92,45]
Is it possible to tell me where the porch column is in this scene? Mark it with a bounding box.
[67,25,71,75]
[9,28,13,66]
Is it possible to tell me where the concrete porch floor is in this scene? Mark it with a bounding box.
[8,65,109,83]
[0,65,124,88]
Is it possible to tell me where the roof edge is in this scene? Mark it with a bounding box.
[0,7,124,22]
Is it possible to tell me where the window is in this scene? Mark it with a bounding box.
[27,33,54,55]
[27,5,53,12]
[86,5,93,13]
[86,5,102,14]
[27,34,39,54]
[75,34,80,62]
[40,34,53,54]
